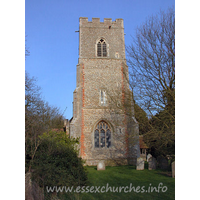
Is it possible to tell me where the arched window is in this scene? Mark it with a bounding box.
[97,39,107,57]
[100,90,106,106]
[94,121,111,148]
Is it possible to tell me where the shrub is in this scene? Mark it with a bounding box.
[31,131,87,188]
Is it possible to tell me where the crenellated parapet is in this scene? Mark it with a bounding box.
[79,17,125,59]
[79,17,124,29]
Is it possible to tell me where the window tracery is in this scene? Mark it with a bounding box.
[94,121,111,148]
[97,39,107,57]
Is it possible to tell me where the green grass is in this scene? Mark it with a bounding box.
[63,165,175,200]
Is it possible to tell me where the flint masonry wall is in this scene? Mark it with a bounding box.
[70,18,138,166]
[79,18,125,59]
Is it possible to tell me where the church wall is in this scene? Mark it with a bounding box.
[70,17,139,165]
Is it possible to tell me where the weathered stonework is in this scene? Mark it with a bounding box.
[136,157,144,170]
[148,157,157,170]
[97,160,106,170]
[70,18,139,166]
[172,161,175,178]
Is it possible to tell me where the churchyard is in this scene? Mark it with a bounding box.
[63,163,175,200]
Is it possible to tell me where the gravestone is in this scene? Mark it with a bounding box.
[157,156,168,170]
[136,157,144,170]
[148,157,156,170]
[172,161,175,178]
[97,160,105,170]
[147,154,152,162]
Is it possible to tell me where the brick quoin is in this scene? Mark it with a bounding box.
[121,65,129,157]
[80,64,86,157]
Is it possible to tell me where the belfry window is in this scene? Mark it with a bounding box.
[94,121,111,148]
[97,39,107,57]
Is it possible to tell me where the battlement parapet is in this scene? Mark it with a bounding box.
[79,17,123,28]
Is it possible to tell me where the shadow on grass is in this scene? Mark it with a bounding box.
[90,165,136,171]
[81,165,175,200]
[155,170,172,177]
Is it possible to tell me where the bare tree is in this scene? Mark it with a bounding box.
[25,35,30,59]
[126,7,175,158]
[127,7,175,118]
[25,72,64,172]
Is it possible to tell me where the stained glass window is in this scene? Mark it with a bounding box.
[94,130,99,148]
[94,121,111,148]
[100,129,105,147]
[106,129,111,148]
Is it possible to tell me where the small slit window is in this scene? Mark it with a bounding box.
[97,39,107,57]
[100,90,106,106]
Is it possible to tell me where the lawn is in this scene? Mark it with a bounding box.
[63,165,175,200]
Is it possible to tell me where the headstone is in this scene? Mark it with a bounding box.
[136,157,144,170]
[148,157,156,170]
[97,160,105,170]
[172,161,175,178]
[157,156,168,170]
[147,154,152,162]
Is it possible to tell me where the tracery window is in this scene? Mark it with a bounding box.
[94,121,111,148]
[97,39,107,57]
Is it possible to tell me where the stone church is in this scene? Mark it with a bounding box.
[70,17,140,166]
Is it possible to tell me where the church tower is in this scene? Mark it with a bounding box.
[70,18,139,166]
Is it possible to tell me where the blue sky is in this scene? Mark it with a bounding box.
[25,0,175,119]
